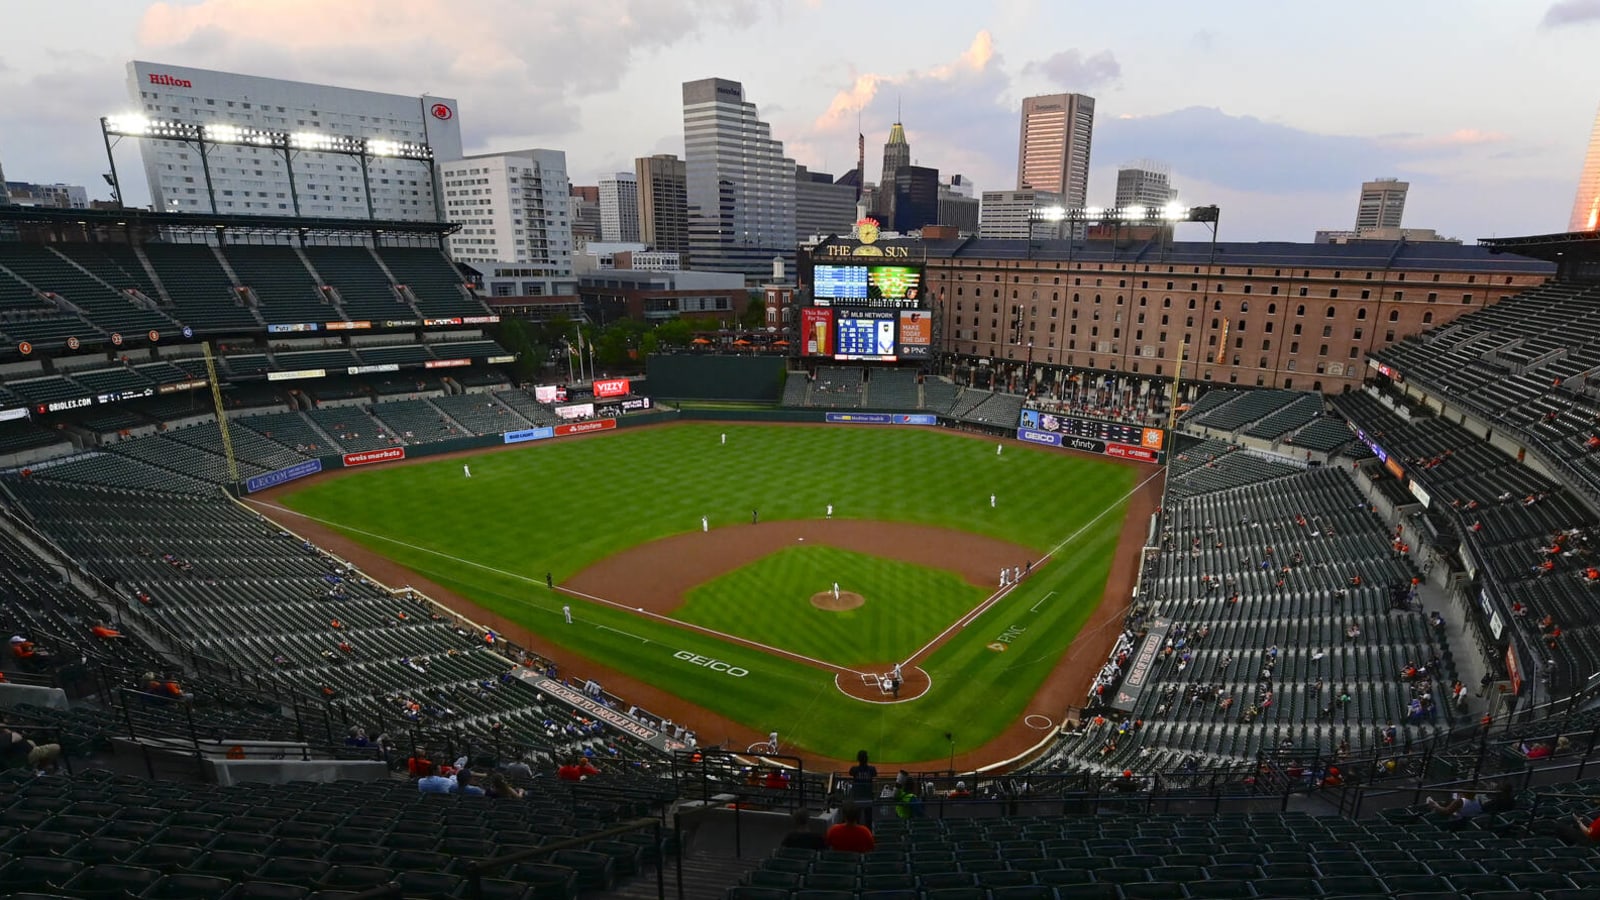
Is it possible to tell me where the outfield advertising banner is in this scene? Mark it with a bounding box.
[503,427,555,445]
[1105,442,1159,463]
[1019,408,1165,452]
[1016,428,1062,447]
[245,459,323,493]
[556,403,595,420]
[534,384,566,403]
[593,377,630,398]
[897,309,933,359]
[801,307,833,357]
[825,412,938,425]
[555,418,616,437]
[343,447,406,467]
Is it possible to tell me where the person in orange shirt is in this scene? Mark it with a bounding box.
[90,622,123,640]
[825,804,875,853]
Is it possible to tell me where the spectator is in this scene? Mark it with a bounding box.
[28,743,62,776]
[1422,783,1514,829]
[1545,810,1600,845]
[847,749,878,826]
[486,772,524,799]
[557,756,599,782]
[824,803,875,853]
[779,809,826,850]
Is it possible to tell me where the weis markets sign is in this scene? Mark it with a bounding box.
[343,447,405,467]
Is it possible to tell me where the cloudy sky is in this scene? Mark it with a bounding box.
[2,0,1598,241]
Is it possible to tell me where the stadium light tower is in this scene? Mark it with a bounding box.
[100,115,434,220]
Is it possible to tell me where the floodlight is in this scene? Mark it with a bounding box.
[1083,207,1104,221]
[105,114,151,135]
[1124,205,1146,220]
[366,138,402,158]
[1036,206,1066,221]
[205,123,244,144]
[291,131,336,151]
[1162,203,1188,221]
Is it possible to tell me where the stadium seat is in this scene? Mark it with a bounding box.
[142,873,236,898]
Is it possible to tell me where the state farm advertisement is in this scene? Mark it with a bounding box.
[593,377,630,398]
[343,447,406,467]
[556,419,616,437]
[1105,442,1159,463]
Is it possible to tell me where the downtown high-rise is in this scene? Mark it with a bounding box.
[1570,103,1600,233]
[635,154,689,257]
[1016,93,1095,211]
[681,77,796,281]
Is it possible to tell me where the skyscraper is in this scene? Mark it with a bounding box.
[892,165,940,233]
[1355,178,1408,232]
[980,189,1062,240]
[1016,93,1095,210]
[682,77,796,280]
[598,171,640,243]
[635,154,689,256]
[569,185,600,247]
[1570,103,1600,232]
[440,149,572,282]
[1114,161,1177,209]
[877,121,910,224]
[794,166,855,241]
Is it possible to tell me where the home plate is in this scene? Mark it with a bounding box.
[798,537,805,541]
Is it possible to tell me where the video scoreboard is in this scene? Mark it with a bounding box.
[1017,408,1166,464]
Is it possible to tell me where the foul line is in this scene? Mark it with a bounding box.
[1029,591,1057,613]
[244,498,865,679]
[896,466,1164,669]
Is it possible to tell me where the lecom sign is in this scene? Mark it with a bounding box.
[593,378,630,399]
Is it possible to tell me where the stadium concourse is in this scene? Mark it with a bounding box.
[3,207,1600,898]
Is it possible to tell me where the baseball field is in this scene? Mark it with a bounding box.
[267,423,1148,764]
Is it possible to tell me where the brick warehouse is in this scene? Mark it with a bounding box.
[803,236,1555,393]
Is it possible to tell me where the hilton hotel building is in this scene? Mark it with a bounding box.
[125,61,462,220]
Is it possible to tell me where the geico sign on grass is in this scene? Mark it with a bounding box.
[674,650,748,677]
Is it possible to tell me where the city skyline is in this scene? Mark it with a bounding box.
[0,0,1598,241]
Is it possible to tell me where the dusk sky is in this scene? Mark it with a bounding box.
[3,0,1598,241]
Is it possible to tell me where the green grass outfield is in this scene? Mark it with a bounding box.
[675,545,988,667]
[277,423,1143,762]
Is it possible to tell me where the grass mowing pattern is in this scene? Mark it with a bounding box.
[278,423,1138,761]
[675,545,987,667]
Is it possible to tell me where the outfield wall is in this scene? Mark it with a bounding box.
[646,354,788,402]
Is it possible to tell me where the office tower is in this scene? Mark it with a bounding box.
[1016,93,1095,210]
[569,185,600,246]
[635,154,689,256]
[938,175,980,234]
[3,182,89,208]
[1114,161,1177,209]
[1570,103,1600,232]
[598,171,640,243]
[794,166,856,241]
[682,77,796,280]
[892,165,940,232]
[980,189,1062,240]
[440,149,573,282]
[0,158,9,205]
[877,120,910,223]
[1355,178,1408,232]
[124,60,460,219]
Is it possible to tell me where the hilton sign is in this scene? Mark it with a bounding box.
[148,73,193,88]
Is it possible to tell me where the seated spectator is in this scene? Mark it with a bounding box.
[486,773,524,799]
[557,756,599,782]
[1423,782,1513,827]
[417,765,457,794]
[2,724,36,768]
[762,767,789,790]
[779,809,826,850]
[89,622,124,640]
[454,768,485,797]
[1523,741,1554,760]
[825,803,875,853]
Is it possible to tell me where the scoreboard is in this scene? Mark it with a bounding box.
[834,313,897,360]
[1018,408,1165,463]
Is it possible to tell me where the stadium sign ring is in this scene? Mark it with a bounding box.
[66,336,80,350]
[111,333,123,346]
[149,330,161,342]
[17,341,31,355]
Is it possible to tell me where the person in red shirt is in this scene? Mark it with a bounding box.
[557,757,600,781]
[763,768,789,790]
[825,804,875,853]
[90,622,123,640]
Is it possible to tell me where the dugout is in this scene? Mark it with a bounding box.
[647,354,787,402]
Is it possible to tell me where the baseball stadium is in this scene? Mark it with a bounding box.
[6,188,1600,896]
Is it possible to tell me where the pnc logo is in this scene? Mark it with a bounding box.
[430,103,453,120]
[148,73,193,88]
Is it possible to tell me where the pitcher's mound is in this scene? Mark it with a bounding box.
[811,591,864,611]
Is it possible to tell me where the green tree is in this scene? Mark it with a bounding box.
[654,318,693,348]
[741,297,767,329]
